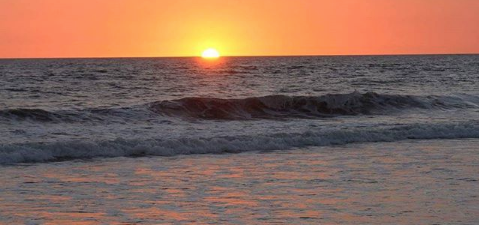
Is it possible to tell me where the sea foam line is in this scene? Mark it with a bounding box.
[1,121,478,164]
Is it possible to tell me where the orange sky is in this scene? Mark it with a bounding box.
[1,0,478,58]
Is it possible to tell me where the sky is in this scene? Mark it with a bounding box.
[1,0,478,58]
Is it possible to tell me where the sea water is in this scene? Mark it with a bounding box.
[0,55,478,224]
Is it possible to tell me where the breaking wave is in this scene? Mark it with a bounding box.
[150,92,478,120]
[1,92,477,122]
[1,121,478,164]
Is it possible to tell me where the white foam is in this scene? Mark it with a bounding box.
[1,121,478,164]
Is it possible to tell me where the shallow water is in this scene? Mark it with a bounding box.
[1,139,478,224]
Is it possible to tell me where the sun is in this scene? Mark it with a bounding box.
[201,48,220,59]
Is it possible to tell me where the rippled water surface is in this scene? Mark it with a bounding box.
[1,140,478,224]
[0,55,478,224]
[1,55,478,163]
[2,56,479,109]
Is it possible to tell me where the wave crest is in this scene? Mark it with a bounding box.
[149,92,474,120]
[1,92,476,122]
[0,108,60,121]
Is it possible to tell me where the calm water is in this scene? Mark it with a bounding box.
[0,55,478,224]
[0,140,478,224]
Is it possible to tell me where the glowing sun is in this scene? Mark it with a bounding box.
[201,48,220,59]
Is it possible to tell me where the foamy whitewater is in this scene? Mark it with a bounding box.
[1,55,479,164]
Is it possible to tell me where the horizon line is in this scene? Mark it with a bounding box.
[1,52,478,60]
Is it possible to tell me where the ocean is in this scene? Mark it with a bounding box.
[1,55,478,224]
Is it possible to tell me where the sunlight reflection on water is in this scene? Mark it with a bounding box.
[0,139,478,224]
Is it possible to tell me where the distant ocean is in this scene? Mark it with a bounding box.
[1,55,478,224]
